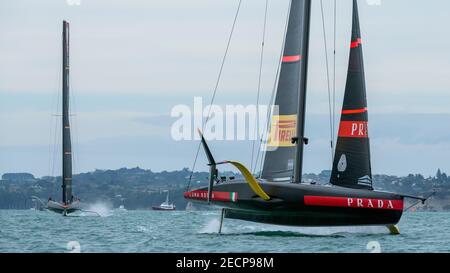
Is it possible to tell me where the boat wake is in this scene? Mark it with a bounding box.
[247,225,388,237]
[79,202,113,217]
[198,217,388,237]
[199,218,229,234]
[136,226,149,232]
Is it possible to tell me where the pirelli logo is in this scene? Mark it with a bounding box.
[267,115,297,147]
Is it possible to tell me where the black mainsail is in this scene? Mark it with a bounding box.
[330,0,373,190]
[261,0,311,183]
[62,20,73,204]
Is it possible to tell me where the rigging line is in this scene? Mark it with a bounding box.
[51,65,62,179]
[251,0,269,174]
[408,174,441,212]
[403,200,422,213]
[257,0,293,177]
[320,0,334,163]
[71,69,80,177]
[52,103,61,179]
[72,97,77,176]
[403,191,436,212]
[332,0,337,156]
[256,66,278,177]
[186,0,243,192]
[48,50,62,177]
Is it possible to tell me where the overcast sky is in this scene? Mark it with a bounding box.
[1,0,449,178]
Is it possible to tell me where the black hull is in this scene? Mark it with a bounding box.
[184,181,404,227]
[47,201,81,216]
[224,207,400,227]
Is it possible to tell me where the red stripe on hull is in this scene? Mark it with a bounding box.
[282,55,301,63]
[184,190,238,202]
[338,121,368,138]
[304,196,403,211]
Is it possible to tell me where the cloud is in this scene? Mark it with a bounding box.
[2,0,449,96]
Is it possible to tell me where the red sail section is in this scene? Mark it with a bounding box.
[350,38,362,48]
[282,55,302,63]
[338,121,368,138]
[342,108,367,115]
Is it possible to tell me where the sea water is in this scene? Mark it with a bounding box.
[0,209,449,253]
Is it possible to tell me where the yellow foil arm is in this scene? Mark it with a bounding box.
[225,160,271,201]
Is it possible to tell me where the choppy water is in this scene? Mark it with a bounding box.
[0,209,449,253]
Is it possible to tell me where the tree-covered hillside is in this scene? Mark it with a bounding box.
[1,168,449,211]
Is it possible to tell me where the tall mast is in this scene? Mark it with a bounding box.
[62,21,73,204]
[293,0,311,183]
[261,0,312,183]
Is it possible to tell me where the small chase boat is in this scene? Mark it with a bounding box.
[152,191,176,211]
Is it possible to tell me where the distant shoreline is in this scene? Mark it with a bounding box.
[1,168,449,211]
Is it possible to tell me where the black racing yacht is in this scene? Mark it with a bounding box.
[46,21,81,216]
[184,0,428,234]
